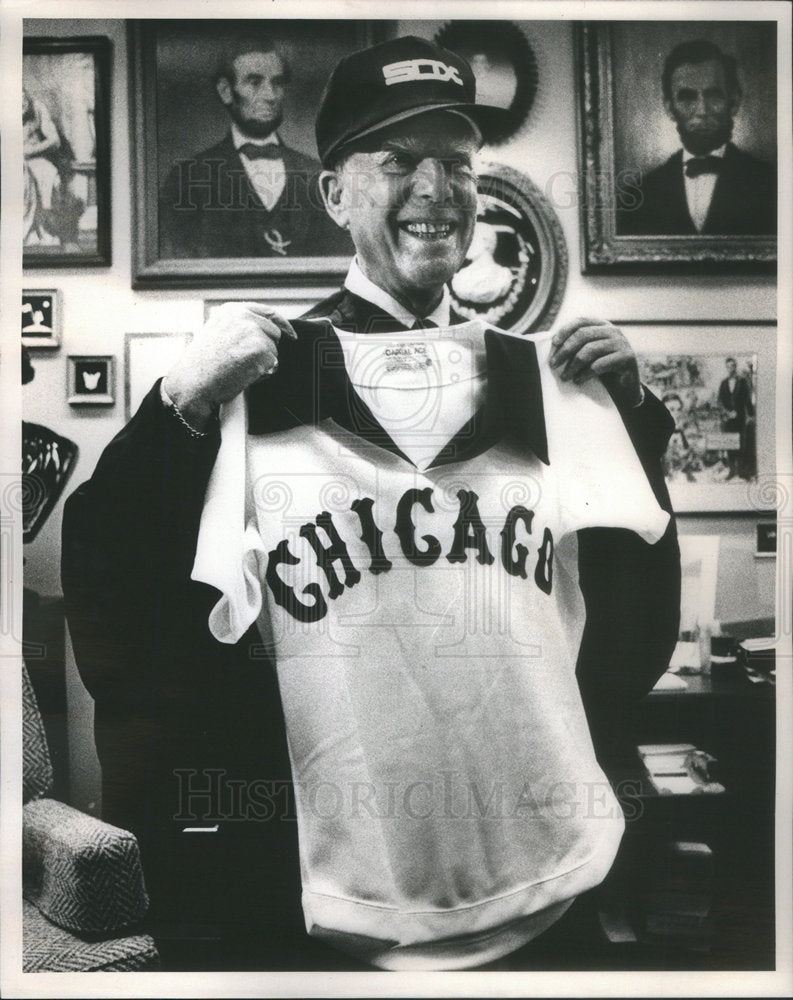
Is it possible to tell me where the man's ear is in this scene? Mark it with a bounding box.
[215,76,233,108]
[728,86,743,119]
[663,98,675,122]
[319,169,350,230]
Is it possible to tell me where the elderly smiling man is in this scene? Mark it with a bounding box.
[63,36,679,971]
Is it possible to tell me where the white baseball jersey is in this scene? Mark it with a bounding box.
[193,322,669,969]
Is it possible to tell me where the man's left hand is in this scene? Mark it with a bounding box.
[549,317,642,408]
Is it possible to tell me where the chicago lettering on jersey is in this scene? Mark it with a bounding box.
[265,487,554,623]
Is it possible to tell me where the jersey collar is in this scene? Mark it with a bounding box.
[324,323,549,469]
[247,291,549,468]
[481,328,549,466]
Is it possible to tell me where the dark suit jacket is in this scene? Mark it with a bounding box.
[158,132,353,259]
[61,290,680,951]
[617,143,776,236]
[718,375,754,428]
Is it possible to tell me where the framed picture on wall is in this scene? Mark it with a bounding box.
[203,294,326,325]
[124,332,192,420]
[448,162,568,333]
[620,322,776,513]
[67,355,115,405]
[23,36,112,267]
[755,521,777,557]
[577,22,777,272]
[129,19,390,289]
[22,289,61,349]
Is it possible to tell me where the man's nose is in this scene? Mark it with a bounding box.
[410,158,453,201]
[692,91,708,116]
[256,81,278,101]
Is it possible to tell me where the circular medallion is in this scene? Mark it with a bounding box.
[450,162,568,334]
[434,21,539,146]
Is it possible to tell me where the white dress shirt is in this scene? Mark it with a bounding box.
[344,257,451,328]
[683,144,726,233]
[231,123,286,213]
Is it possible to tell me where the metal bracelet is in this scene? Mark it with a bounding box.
[168,396,209,439]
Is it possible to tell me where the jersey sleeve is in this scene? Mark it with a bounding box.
[191,393,268,644]
[532,336,670,544]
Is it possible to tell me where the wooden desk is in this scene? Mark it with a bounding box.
[603,667,775,969]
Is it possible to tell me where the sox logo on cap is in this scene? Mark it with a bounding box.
[314,35,509,165]
[383,59,464,87]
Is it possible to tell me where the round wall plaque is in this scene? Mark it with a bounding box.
[450,162,568,334]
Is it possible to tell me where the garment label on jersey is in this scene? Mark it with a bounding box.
[336,325,485,390]
[383,344,433,374]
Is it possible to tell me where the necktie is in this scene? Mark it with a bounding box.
[411,317,438,330]
[238,143,284,161]
[685,155,723,178]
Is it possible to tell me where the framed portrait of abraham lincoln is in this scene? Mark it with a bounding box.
[130,19,389,288]
[577,21,777,272]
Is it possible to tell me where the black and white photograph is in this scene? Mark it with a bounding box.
[643,353,758,484]
[23,36,111,267]
[130,19,375,287]
[3,4,791,998]
[624,322,776,513]
[66,355,115,405]
[22,289,61,348]
[578,20,777,270]
[756,521,777,557]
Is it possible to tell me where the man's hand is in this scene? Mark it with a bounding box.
[163,303,297,431]
[549,317,642,408]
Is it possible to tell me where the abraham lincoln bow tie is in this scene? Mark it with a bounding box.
[685,155,723,178]
[411,317,439,330]
[238,143,284,161]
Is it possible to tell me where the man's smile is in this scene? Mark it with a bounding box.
[398,220,457,241]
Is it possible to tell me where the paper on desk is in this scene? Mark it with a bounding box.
[638,744,697,757]
[652,671,689,691]
[740,637,776,652]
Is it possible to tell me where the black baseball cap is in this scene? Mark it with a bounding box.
[315,35,508,166]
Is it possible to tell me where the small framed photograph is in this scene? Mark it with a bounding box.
[23,36,112,267]
[577,21,776,272]
[67,355,115,406]
[22,289,61,349]
[124,332,192,420]
[620,322,775,513]
[756,521,777,556]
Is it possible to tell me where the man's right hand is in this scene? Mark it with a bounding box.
[163,302,297,431]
